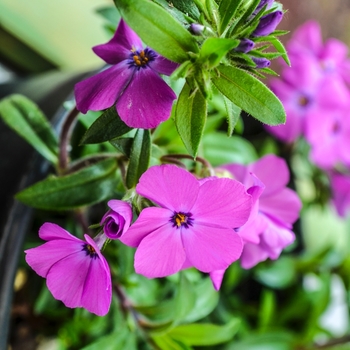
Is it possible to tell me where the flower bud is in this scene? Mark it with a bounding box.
[252,57,271,68]
[252,10,283,37]
[235,39,255,53]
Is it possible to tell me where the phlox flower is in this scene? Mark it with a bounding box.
[119,165,252,278]
[25,223,111,316]
[74,19,178,129]
[287,20,350,83]
[210,155,301,290]
[101,199,132,239]
[266,55,349,143]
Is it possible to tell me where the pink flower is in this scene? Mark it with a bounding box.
[119,165,252,278]
[330,172,350,217]
[74,19,178,129]
[210,155,301,290]
[101,200,132,239]
[25,223,112,316]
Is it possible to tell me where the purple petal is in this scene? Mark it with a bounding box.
[119,207,173,247]
[183,225,243,272]
[135,165,200,212]
[240,242,269,269]
[192,177,251,229]
[116,68,176,128]
[81,247,112,316]
[38,222,82,242]
[25,239,84,278]
[331,173,350,217]
[149,55,179,76]
[253,11,283,37]
[134,224,186,277]
[46,250,90,309]
[74,62,133,114]
[238,212,267,244]
[209,269,226,291]
[93,19,143,64]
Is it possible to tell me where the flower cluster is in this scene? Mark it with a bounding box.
[26,157,301,313]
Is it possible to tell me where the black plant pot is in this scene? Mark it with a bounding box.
[0,70,88,350]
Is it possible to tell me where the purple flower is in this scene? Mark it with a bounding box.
[252,11,283,37]
[74,19,178,129]
[266,55,349,143]
[330,172,350,217]
[119,165,252,278]
[210,155,301,290]
[25,223,112,316]
[287,21,350,82]
[101,200,132,239]
[252,56,271,68]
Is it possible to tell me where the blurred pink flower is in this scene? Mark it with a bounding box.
[210,155,301,290]
[330,172,350,217]
[25,223,111,316]
[75,19,177,129]
[120,165,252,278]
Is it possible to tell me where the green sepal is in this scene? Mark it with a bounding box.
[0,94,58,164]
[109,137,134,157]
[114,0,198,63]
[218,0,243,35]
[175,81,207,157]
[16,158,118,210]
[212,65,286,125]
[125,129,151,189]
[81,106,132,144]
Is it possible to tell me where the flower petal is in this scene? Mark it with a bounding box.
[134,225,186,277]
[25,239,84,278]
[74,62,133,114]
[38,222,82,242]
[120,207,172,247]
[135,165,200,212]
[116,68,177,128]
[192,177,251,229]
[46,250,90,309]
[149,55,179,75]
[183,225,243,272]
[93,19,143,64]
[209,269,226,291]
[240,242,269,269]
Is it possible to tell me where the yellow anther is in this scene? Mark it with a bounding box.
[175,213,186,227]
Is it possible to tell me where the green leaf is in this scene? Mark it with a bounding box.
[269,37,290,66]
[175,82,207,157]
[223,96,241,136]
[0,94,58,164]
[114,0,198,63]
[173,272,196,324]
[152,334,193,350]
[109,137,134,157]
[16,158,118,210]
[218,0,243,35]
[81,106,132,144]
[153,0,200,22]
[125,129,151,188]
[199,37,239,69]
[212,65,286,125]
[168,319,241,346]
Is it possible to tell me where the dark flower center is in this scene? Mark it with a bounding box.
[298,95,310,107]
[170,212,194,229]
[82,244,99,259]
[128,48,156,70]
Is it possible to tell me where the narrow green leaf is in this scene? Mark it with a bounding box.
[223,96,241,136]
[153,0,200,21]
[16,158,118,210]
[168,319,241,346]
[125,129,151,188]
[269,37,290,65]
[175,82,207,157]
[109,137,134,157]
[199,38,239,69]
[114,0,198,63]
[81,106,132,144]
[0,94,58,164]
[152,334,192,350]
[212,65,286,125]
[218,0,243,35]
[173,272,196,324]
